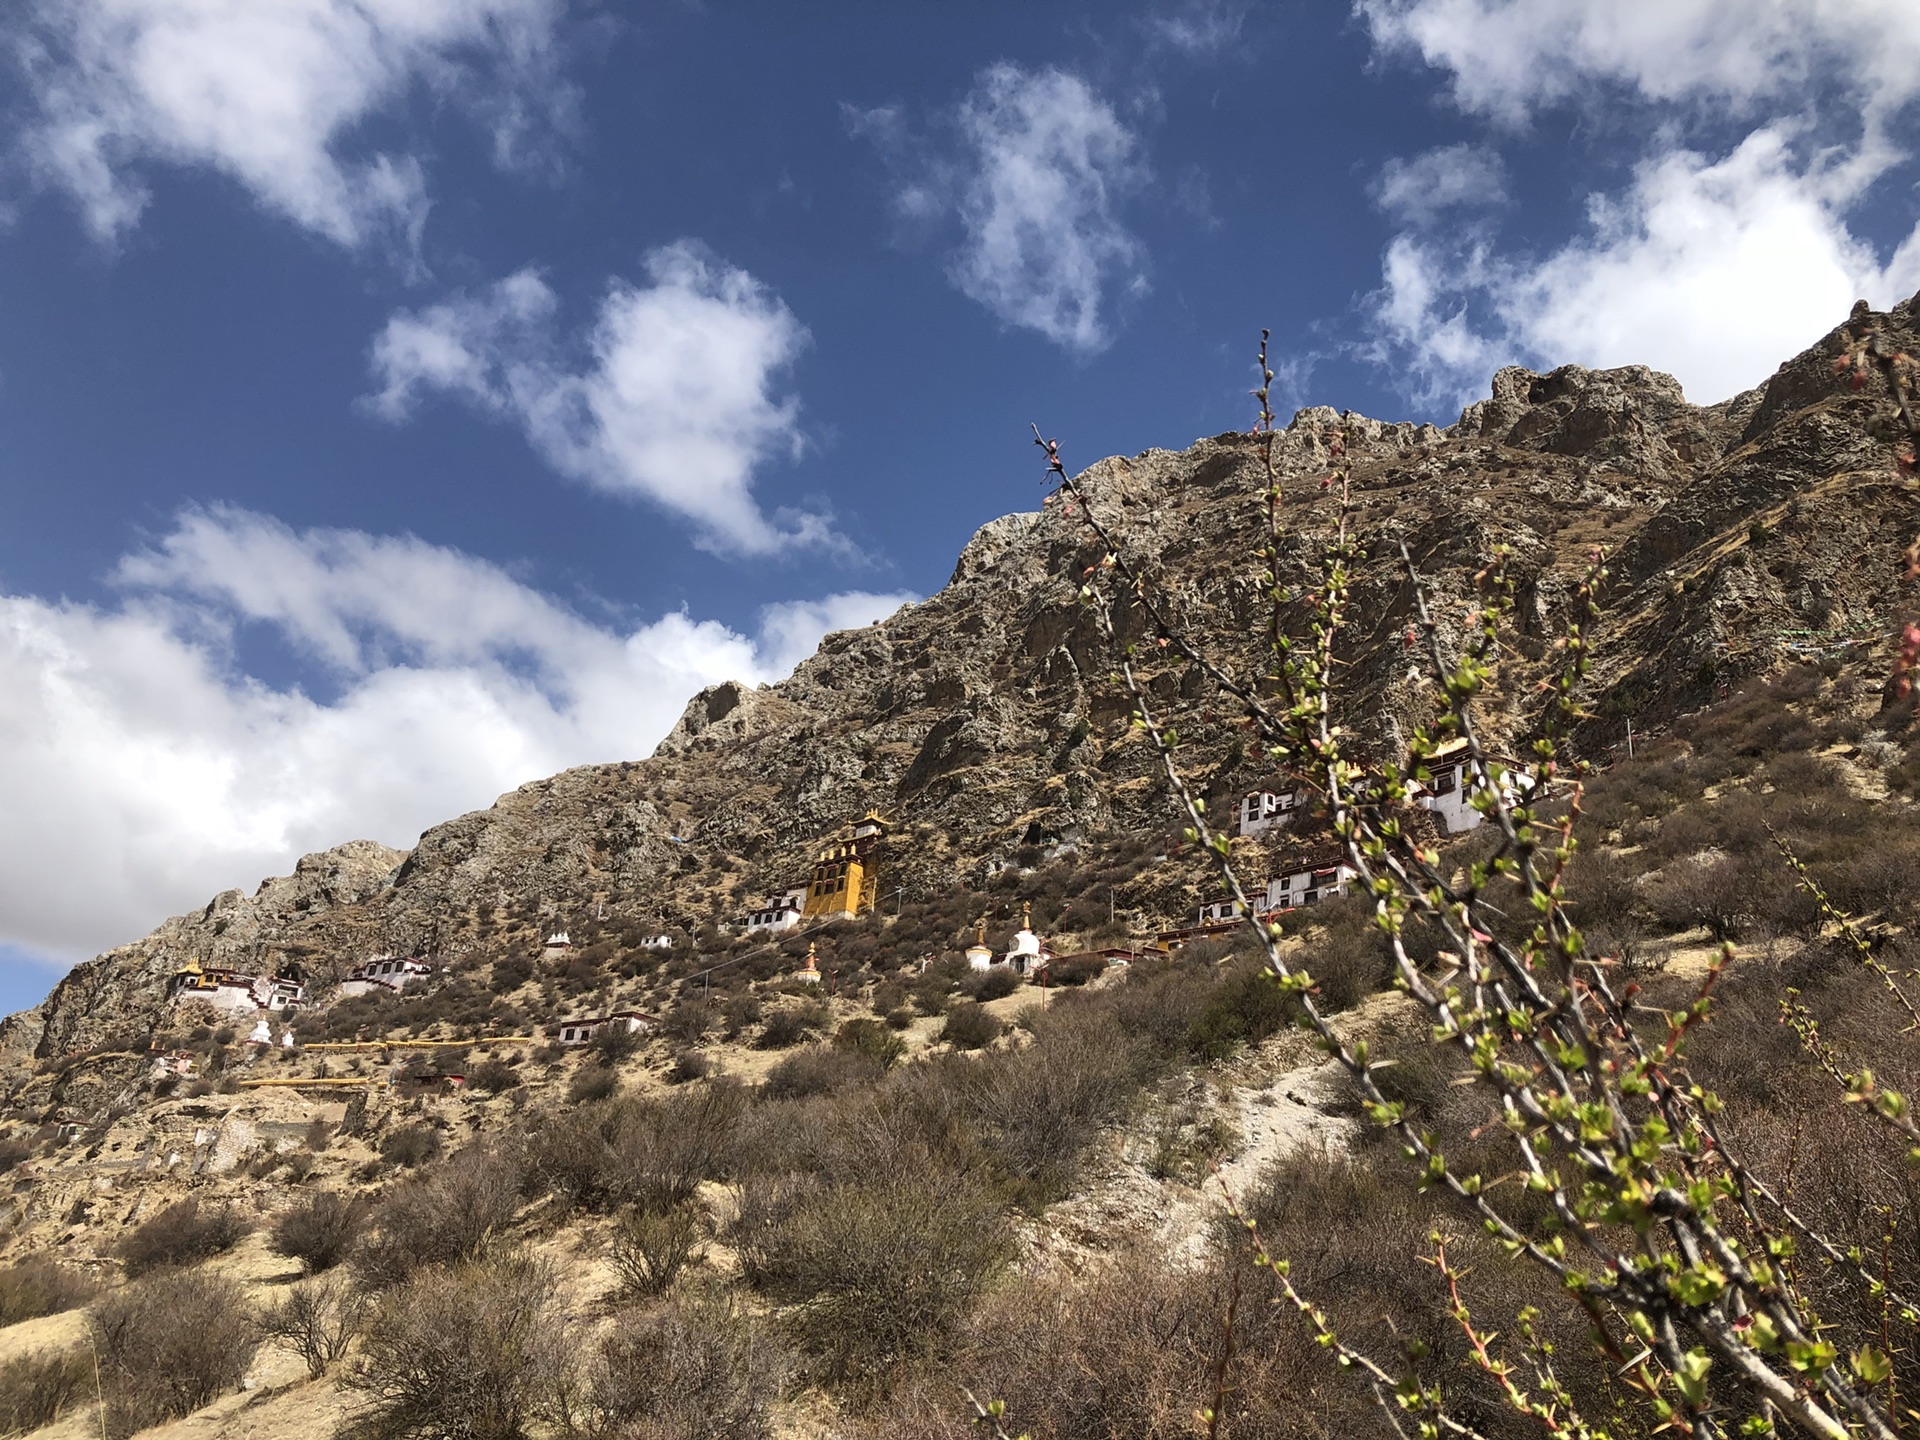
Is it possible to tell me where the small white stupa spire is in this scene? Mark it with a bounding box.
[797,942,823,984]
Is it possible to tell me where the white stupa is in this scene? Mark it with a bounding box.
[247,1018,273,1046]
[796,942,823,984]
[1006,902,1047,974]
[965,918,995,971]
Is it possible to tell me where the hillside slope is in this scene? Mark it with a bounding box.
[6,289,1917,1090]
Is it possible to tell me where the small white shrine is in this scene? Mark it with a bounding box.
[246,1018,273,1045]
[541,931,573,958]
[1004,903,1051,976]
[965,918,995,972]
[795,942,823,984]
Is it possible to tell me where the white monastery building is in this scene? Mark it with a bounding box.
[1238,788,1309,838]
[340,956,435,997]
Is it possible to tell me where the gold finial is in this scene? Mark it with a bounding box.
[975,916,987,945]
[1022,901,1032,929]
[803,942,819,972]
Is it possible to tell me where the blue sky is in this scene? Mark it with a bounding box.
[2,0,1918,1013]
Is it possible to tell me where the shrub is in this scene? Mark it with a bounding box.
[1048,953,1108,987]
[734,1166,1009,1381]
[258,1275,365,1378]
[966,1011,1139,1204]
[755,1005,827,1050]
[940,1001,1001,1051]
[608,1203,701,1298]
[489,956,534,993]
[522,1083,746,1214]
[832,1017,907,1069]
[0,1255,98,1325]
[762,1047,882,1102]
[1648,851,1759,940]
[668,1051,711,1084]
[271,1190,365,1275]
[591,1022,646,1065]
[722,995,763,1039]
[663,1000,717,1047]
[1186,962,1292,1061]
[352,1147,522,1289]
[581,1293,782,1440]
[345,1256,568,1440]
[965,967,1022,1003]
[378,1122,444,1169]
[568,1063,620,1105]
[92,1270,259,1439]
[471,1057,522,1093]
[117,1196,250,1277]
[0,1350,92,1435]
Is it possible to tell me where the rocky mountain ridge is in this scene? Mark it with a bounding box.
[7,289,1918,1084]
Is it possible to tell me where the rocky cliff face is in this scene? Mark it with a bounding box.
[8,291,1918,1080]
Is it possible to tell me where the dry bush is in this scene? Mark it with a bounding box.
[0,1349,92,1434]
[832,1016,906,1068]
[352,1146,522,1289]
[1647,851,1762,940]
[733,1164,1009,1383]
[668,1051,711,1084]
[92,1270,259,1440]
[577,1292,783,1440]
[755,1005,826,1050]
[939,1001,1000,1051]
[1184,959,1292,1061]
[0,1254,98,1325]
[662,1000,716,1047]
[471,1057,522,1093]
[378,1122,445,1168]
[569,1063,620,1105]
[523,1082,746,1214]
[117,1196,250,1277]
[963,1009,1137,1205]
[963,967,1022,1003]
[591,1023,645,1065]
[271,1189,366,1274]
[258,1274,366,1378]
[608,1203,701,1298]
[761,1046,882,1102]
[345,1256,568,1440]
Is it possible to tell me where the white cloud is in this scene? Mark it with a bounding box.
[1356,4,1920,410]
[1147,0,1250,57]
[1369,128,1920,409]
[0,506,913,965]
[1373,143,1507,226]
[7,0,571,248]
[368,244,827,556]
[1356,0,1920,127]
[857,65,1149,356]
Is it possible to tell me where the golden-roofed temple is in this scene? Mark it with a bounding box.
[801,810,892,919]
